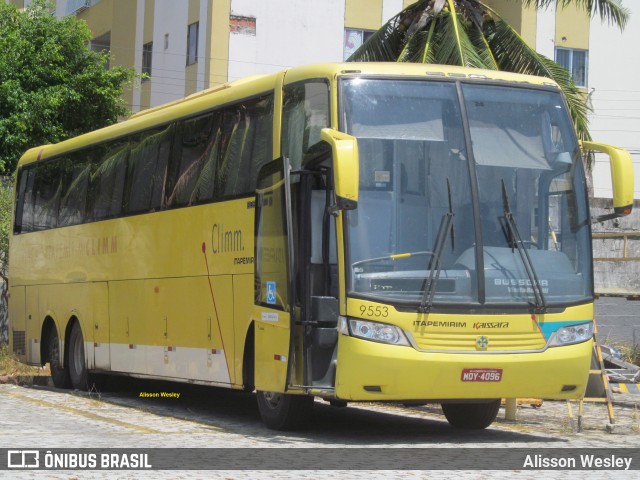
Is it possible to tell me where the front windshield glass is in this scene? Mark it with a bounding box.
[341,79,477,305]
[340,78,591,310]
[462,84,591,305]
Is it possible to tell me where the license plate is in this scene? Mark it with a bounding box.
[461,368,503,382]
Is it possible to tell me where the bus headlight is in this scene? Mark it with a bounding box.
[549,322,594,347]
[346,318,410,346]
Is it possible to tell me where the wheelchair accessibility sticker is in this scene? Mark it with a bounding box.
[266,281,277,305]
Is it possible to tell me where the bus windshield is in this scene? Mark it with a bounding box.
[340,78,591,310]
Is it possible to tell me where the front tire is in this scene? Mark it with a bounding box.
[48,328,71,389]
[68,322,89,390]
[441,399,501,429]
[256,391,314,430]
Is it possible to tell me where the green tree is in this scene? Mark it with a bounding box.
[347,0,629,143]
[0,176,10,343]
[0,0,138,174]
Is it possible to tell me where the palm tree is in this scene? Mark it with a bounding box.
[347,0,629,144]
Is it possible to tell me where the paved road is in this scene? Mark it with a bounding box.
[0,378,639,479]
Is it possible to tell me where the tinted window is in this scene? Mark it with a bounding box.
[59,156,90,227]
[126,125,173,213]
[282,82,329,170]
[216,95,273,197]
[87,140,129,221]
[32,162,62,230]
[165,113,217,208]
[14,168,33,233]
[13,92,274,233]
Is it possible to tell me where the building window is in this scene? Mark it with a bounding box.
[343,28,374,61]
[555,48,588,88]
[142,42,153,78]
[187,22,199,66]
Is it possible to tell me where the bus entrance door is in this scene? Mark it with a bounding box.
[253,157,296,393]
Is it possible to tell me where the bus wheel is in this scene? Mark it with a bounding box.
[48,328,71,389]
[68,322,89,390]
[256,391,313,430]
[441,399,501,429]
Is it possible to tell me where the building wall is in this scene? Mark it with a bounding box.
[485,0,537,47]
[226,0,345,81]
[345,0,382,30]
[535,2,555,60]
[208,0,230,88]
[554,4,589,50]
[75,0,139,110]
[588,3,640,200]
[149,0,189,107]
[382,0,403,23]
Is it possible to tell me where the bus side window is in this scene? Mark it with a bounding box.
[215,107,246,198]
[14,167,33,234]
[216,95,274,198]
[282,82,330,172]
[87,140,129,221]
[58,156,90,227]
[165,113,217,208]
[126,125,173,213]
[233,96,273,196]
[32,161,62,231]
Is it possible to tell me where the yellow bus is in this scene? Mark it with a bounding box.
[8,63,634,430]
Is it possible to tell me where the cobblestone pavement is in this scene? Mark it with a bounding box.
[0,379,638,479]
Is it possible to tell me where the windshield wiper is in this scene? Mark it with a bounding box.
[500,179,547,313]
[418,180,455,314]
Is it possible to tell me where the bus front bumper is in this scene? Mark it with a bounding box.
[334,335,592,401]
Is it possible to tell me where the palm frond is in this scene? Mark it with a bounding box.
[91,143,130,181]
[189,129,221,203]
[522,0,629,29]
[434,11,494,69]
[398,19,435,62]
[214,117,241,194]
[421,18,438,63]
[466,21,499,70]
[445,0,466,65]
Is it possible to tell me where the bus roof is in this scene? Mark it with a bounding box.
[282,62,559,88]
[16,63,559,169]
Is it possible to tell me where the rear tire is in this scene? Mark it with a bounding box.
[256,391,314,430]
[48,328,71,389]
[68,322,90,390]
[441,399,501,429]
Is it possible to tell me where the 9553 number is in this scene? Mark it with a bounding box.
[359,305,389,318]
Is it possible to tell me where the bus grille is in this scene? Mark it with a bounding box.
[413,331,546,352]
[13,330,26,356]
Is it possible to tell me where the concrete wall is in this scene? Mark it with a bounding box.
[591,199,640,295]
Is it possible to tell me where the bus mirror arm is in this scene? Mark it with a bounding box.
[581,141,634,219]
[320,128,359,211]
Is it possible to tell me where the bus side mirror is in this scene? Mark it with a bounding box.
[581,141,634,220]
[321,128,358,211]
